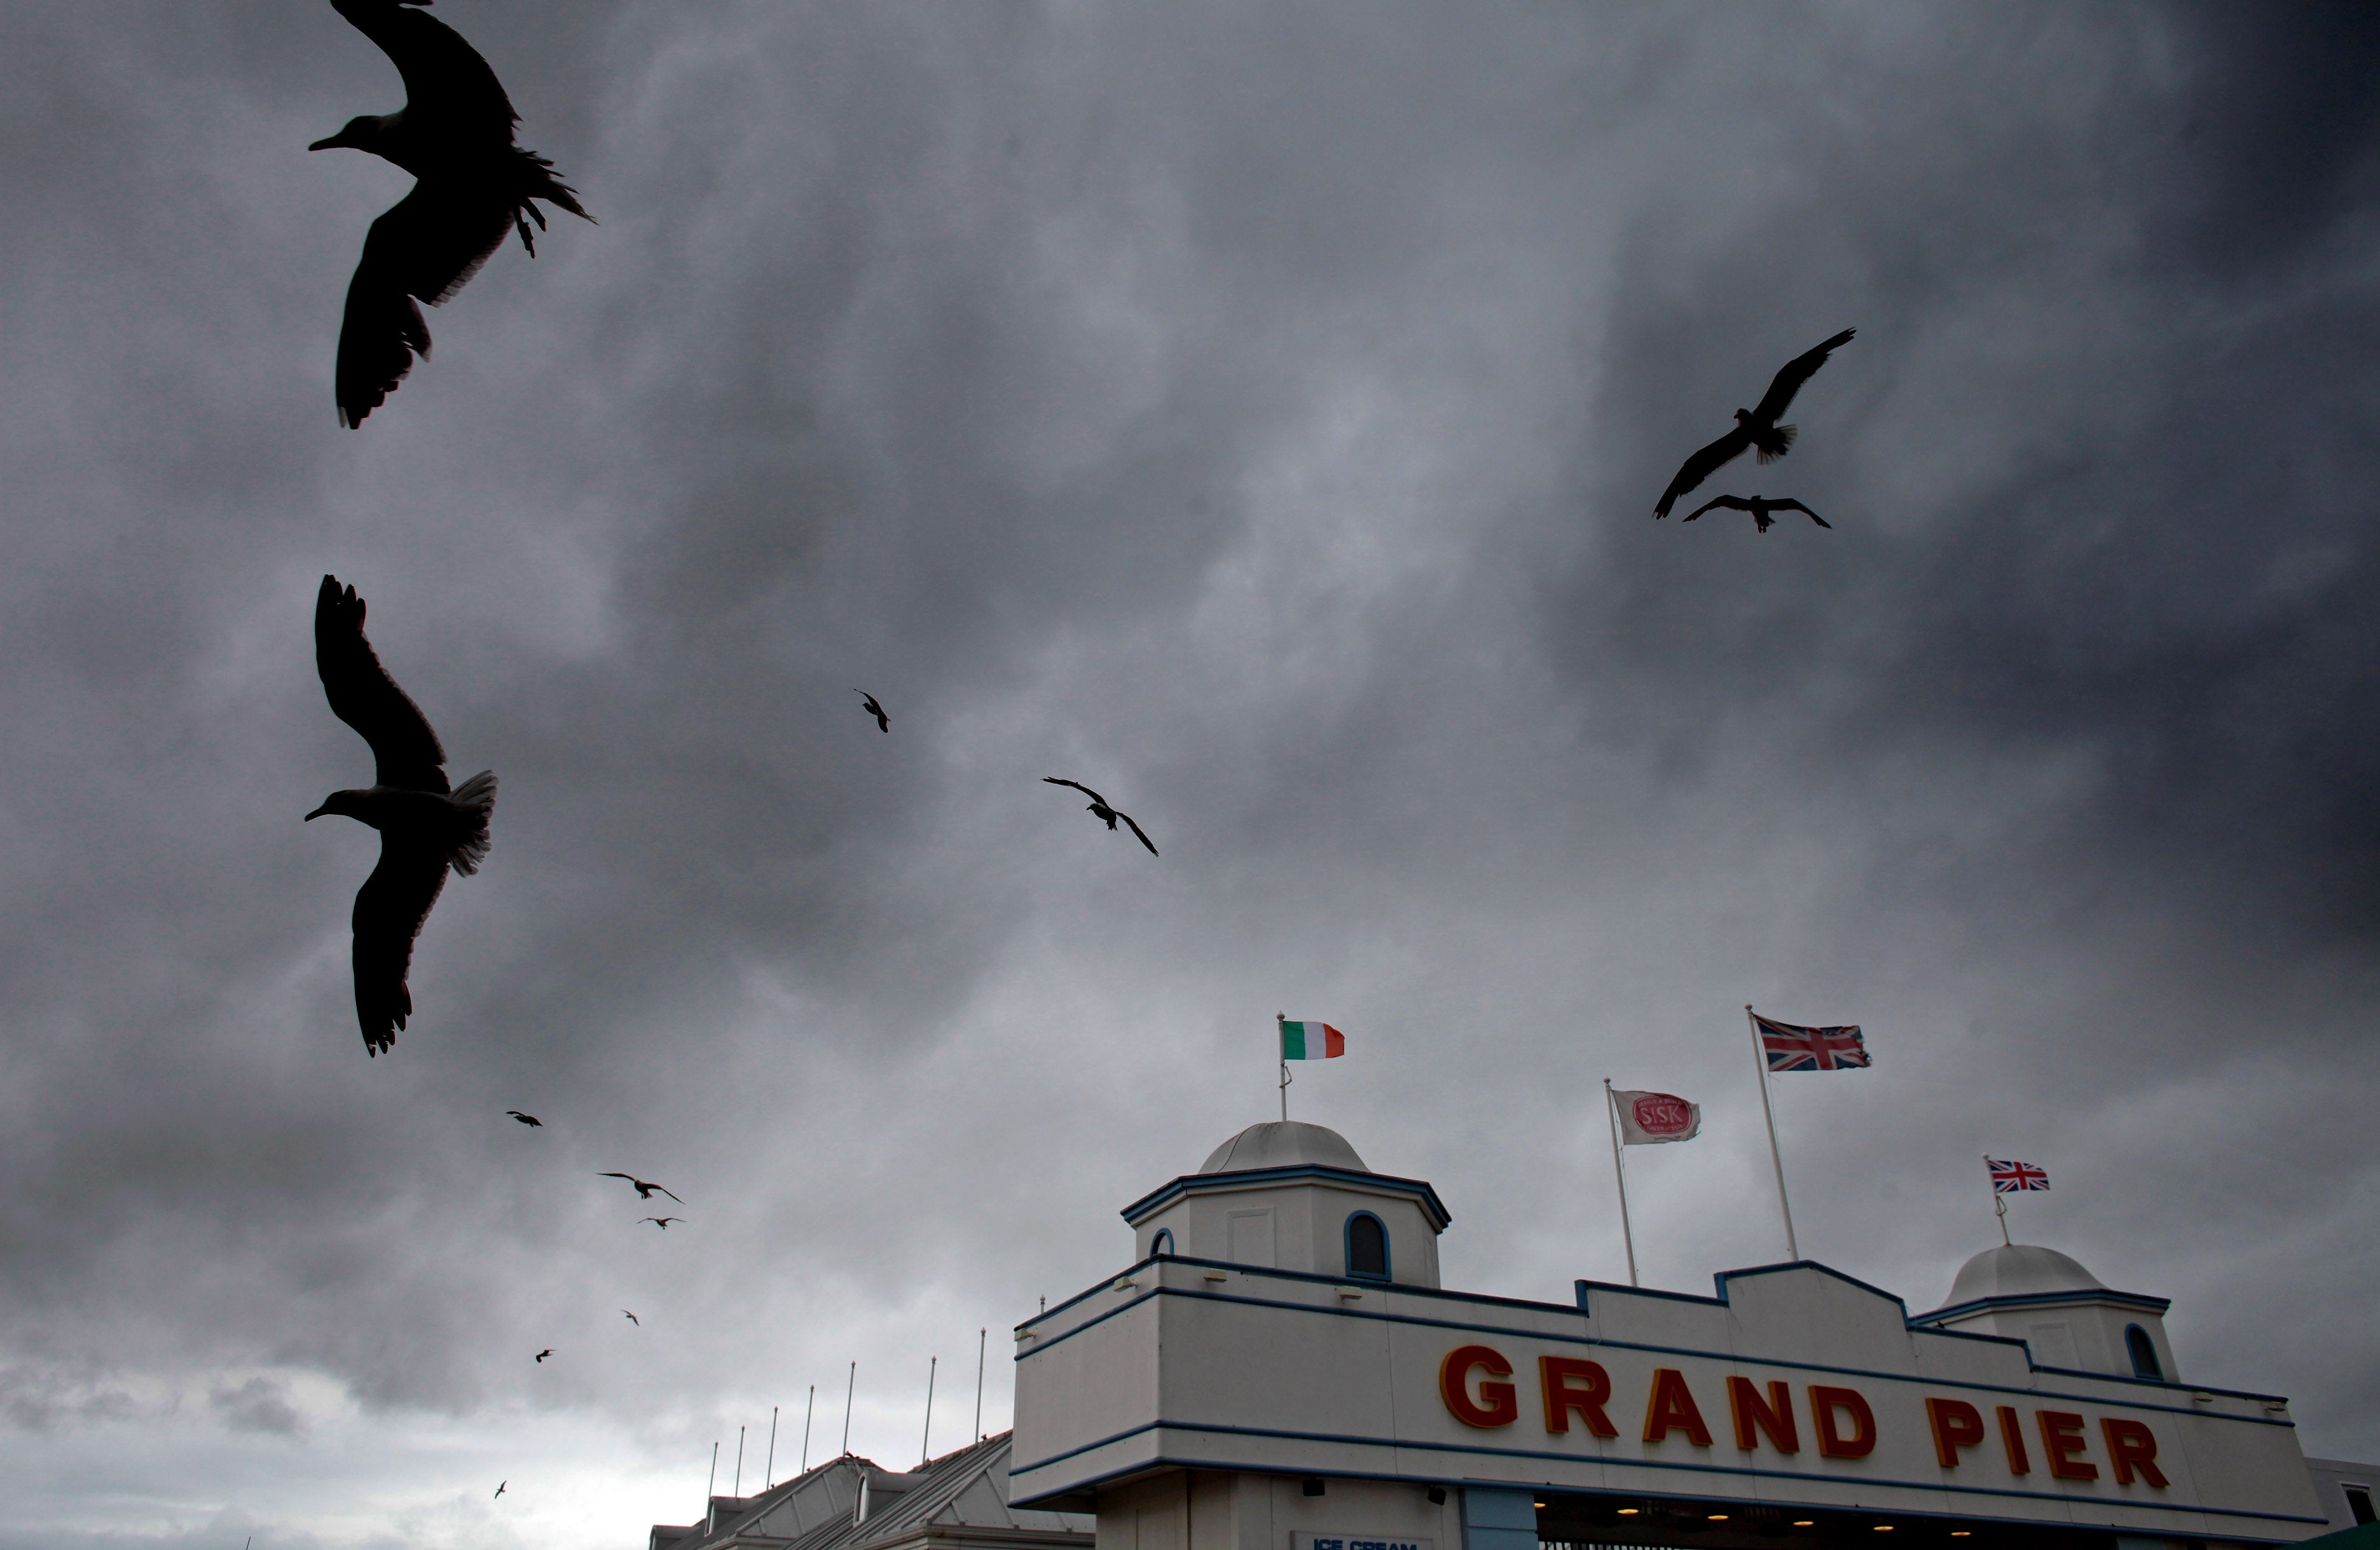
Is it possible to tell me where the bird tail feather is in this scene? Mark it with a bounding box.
[448,771,498,875]
[1754,423,1796,464]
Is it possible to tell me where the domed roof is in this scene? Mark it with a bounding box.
[1944,1244,2104,1308]
[1199,1121,1368,1175]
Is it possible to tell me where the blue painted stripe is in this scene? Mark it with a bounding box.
[1007,1420,2326,1529]
[1017,1281,2294,1425]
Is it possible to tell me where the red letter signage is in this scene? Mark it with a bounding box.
[1925,1398,1986,1468]
[1727,1377,1799,1453]
[2036,1411,2098,1480]
[1996,1406,2030,1475]
[1809,1386,1876,1458]
[1642,1368,1714,1446]
[2101,1418,2169,1488]
[1541,1357,1618,1437]
[1440,1346,1517,1429]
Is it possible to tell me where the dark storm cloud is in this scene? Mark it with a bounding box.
[3,4,2377,1544]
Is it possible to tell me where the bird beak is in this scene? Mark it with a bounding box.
[307,134,345,152]
[304,803,331,820]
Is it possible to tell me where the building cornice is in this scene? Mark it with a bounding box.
[1118,1165,1452,1231]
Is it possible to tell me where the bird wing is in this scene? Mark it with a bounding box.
[1680,494,1752,523]
[329,0,521,141]
[348,835,450,1056]
[1750,328,1855,425]
[1654,427,1752,516]
[650,1184,683,1203]
[1117,811,1159,856]
[1773,498,1831,529]
[316,576,450,791]
[600,1173,637,1184]
[1043,777,1106,805]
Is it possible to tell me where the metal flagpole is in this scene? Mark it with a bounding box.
[766,1406,779,1488]
[734,1426,745,1496]
[1602,1079,1639,1287]
[919,1355,937,1465]
[1745,1005,1801,1261]
[1277,1013,1290,1121]
[800,1385,815,1474]
[841,1361,856,1456]
[707,1440,719,1500]
[973,1328,986,1441]
[1986,1154,2011,1245]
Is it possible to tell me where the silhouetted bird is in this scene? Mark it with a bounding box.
[533,1350,553,1364]
[1043,778,1159,855]
[855,690,889,733]
[622,1310,640,1325]
[494,1481,506,1500]
[506,1110,541,1127]
[1681,494,1832,533]
[308,576,497,1057]
[638,1216,682,1230]
[310,0,593,427]
[1654,329,1854,518]
[599,1172,682,1203]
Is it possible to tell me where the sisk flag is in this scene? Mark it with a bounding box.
[1755,1013,1871,1070]
[1611,1089,1701,1145]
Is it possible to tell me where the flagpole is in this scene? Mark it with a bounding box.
[1745,1005,1801,1261]
[1277,1012,1290,1122]
[1986,1154,2011,1245]
[1603,1079,1639,1287]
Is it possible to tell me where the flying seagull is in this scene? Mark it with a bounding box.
[1653,329,1855,518]
[308,575,497,1057]
[599,1172,683,1203]
[494,1481,507,1500]
[1681,494,1832,533]
[638,1215,683,1231]
[505,1110,542,1127]
[533,1349,553,1364]
[855,690,889,733]
[310,0,594,427]
[1043,778,1159,856]
[622,1310,640,1325]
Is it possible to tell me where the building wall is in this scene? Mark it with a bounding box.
[1098,1472,1461,1550]
[1131,1181,1440,1288]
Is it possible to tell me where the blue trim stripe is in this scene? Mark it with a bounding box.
[1016,1280,2292,1425]
[1007,1421,2325,1529]
[1120,1165,1452,1231]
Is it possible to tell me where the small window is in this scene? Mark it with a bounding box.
[2346,1485,2375,1526]
[2124,1324,2163,1381]
[1150,1228,1174,1257]
[1345,1212,1389,1281]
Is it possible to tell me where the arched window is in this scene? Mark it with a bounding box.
[2124,1324,2163,1381]
[1344,1212,1389,1281]
[1150,1229,1174,1258]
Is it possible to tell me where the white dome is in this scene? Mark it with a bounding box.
[1199,1121,1368,1175]
[1944,1244,2105,1308]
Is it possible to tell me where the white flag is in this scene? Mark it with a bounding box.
[1611,1088,1701,1145]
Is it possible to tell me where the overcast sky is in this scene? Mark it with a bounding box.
[6,3,2379,1546]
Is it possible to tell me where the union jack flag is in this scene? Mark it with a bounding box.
[1755,1013,1871,1071]
[1988,1158,2049,1193]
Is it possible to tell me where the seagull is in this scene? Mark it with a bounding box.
[638,1216,683,1231]
[494,1481,507,1500]
[855,690,889,733]
[533,1349,553,1363]
[310,0,594,427]
[622,1310,640,1325]
[308,576,497,1057]
[1653,329,1855,518]
[1043,778,1159,856]
[505,1110,542,1127]
[599,1172,683,1203]
[1680,494,1832,533]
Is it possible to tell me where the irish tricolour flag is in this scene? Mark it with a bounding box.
[1279,1020,1345,1060]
